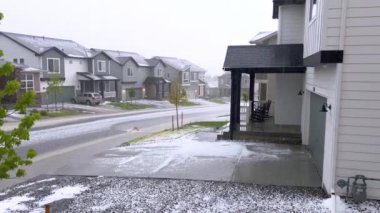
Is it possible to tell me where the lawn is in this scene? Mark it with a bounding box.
[187,121,228,129]
[122,121,228,146]
[39,109,81,118]
[178,100,199,106]
[208,98,226,104]
[110,102,150,110]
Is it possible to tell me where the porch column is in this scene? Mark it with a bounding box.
[156,83,159,99]
[249,73,255,115]
[115,80,119,100]
[162,82,165,98]
[229,71,242,140]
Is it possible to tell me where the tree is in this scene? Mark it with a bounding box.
[128,88,136,103]
[47,73,63,111]
[168,77,186,130]
[0,13,39,179]
[242,92,249,106]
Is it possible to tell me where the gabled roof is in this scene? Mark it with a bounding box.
[249,31,277,45]
[93,49,150,67]
[146,58,167,68]
[153,56,206,73]
[0,59,45,73]
[0,31,91,58]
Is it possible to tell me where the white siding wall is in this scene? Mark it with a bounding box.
[301,64,339,192]
[0,34,41,68]
[278,5,305,44]
[334,0,380,199]
[304,0,327,57]
[64,58,88,88]
[274,74,304,125]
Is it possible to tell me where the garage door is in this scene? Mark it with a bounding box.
[308,93,327,177]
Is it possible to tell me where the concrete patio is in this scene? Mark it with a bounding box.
[56,131,321,188]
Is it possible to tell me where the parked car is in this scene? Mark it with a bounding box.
[71,92,102,105]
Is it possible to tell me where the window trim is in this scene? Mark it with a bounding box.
[309,0,318,22]
[97,60,106,72]
[127,67,133,77]
[183,72,190,83]
[20,73,34,92]
[47,58,61,73]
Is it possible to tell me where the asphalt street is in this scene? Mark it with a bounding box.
[0,104,229,190]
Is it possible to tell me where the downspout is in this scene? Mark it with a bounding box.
[331,0,347,195]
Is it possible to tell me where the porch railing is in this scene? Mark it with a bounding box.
[104,91,116,98]
[240,101,251,127]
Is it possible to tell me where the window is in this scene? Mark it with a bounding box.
[47,58,60,73]
[20,58,24,64]
[20,74,34,92]
[69,60,73,64]
[309,0,317,21]
[166,72,170,79]
[183,72,189,83]
[97,60,106,72]
[13,58,18,63]
[103,81,116,92]
[157,68,163,77]
[191,72,198,81]
[127,67,133,77]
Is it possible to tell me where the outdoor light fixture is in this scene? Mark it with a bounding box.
[321,103,331,112]
[297,90,304,96]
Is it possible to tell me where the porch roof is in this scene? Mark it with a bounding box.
[144,77,170,85]
[223,44,306,73]
[77,72,119,81]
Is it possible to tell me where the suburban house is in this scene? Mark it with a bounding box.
[0,59,45,105]
[152,56,207,99]
[0,31,93,104]
[145,57,171,100]
[222,0,380,200]
[0,31,209,102]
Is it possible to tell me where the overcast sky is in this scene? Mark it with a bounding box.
[0,0,277,76]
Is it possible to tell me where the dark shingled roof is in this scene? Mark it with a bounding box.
[223,44,305,73]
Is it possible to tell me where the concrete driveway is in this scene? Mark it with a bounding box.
[62,131,321,187]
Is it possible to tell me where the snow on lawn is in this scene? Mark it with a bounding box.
[37,184,88,207]
[14,178,56,189]
[0,194,35,212]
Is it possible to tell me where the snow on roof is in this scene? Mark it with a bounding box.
[249,31,277,44]
[153,56,206,72]
[94,49,150,67]
[1,31,91,58]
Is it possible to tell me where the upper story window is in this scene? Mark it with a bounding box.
[309,0,317,21]
[166,72,170,79]
[47,58,60,73]
[157,68,163,77]
[20,58,24,64]
[69,60,73,64]
[183,72,189,83]
[13,58,18,63]
[20,74,34,92]
[190,72,198,81]
[97,60,106,72]
[127,67,133,77]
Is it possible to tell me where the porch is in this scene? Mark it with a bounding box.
[221,44,306,141]
[77,72,119,100]
[144,77,171,100]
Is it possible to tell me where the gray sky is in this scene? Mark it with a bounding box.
[0,0,277,76]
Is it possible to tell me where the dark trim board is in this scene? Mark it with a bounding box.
[224,67,306,74]
[303,50,344,67]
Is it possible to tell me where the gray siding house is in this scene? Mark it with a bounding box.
[0,31,92,103]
